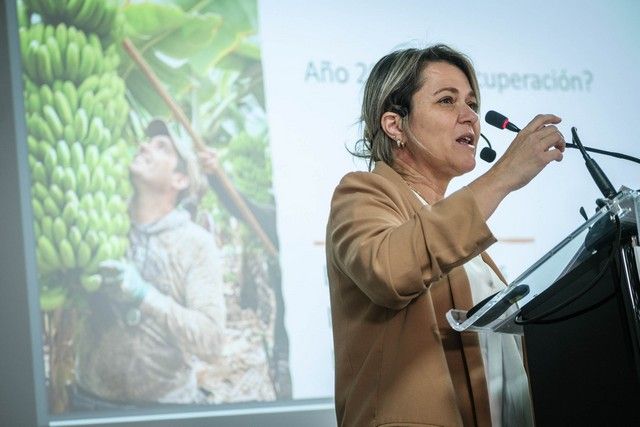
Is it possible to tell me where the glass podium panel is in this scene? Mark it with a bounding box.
[447,190,640,335]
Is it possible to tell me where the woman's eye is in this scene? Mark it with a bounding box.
[438,97,454,104]
[468,102,479,112]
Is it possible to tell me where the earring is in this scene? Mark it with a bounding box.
[396,139,405,148]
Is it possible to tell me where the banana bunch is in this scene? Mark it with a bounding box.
[19,17,133,310]
[29,137,130,275]
[19,22,119,86]
[22,0,121,39]
[23,73,129,146]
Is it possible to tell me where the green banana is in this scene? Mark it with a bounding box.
[70,142,84,170]
[36,44,54,83]
[76,211,89,235]
[104,176,116,194]
[85,145,99,169]
[30,24,44,43]
[77,44,96,80]
[75,28,88,49]
[32,182,48,202]
[65,189,79,206]
[75,0,97,27]
[59,238,76,269]
[18,27,28,59]
[31,114,55,143]
[92,103,104,120]
[42,22,55,41]
[91,166,105,192]
[39,286,67,312]
[61,167,77,193]
[79,92,95,118]
[95,4,116,38]
[88,34,101,52]
[76,164,90,195]
[87,0,106,33]
[80,273,101,292]
[75,108,89,140]
[53,90,73,126]
[49,184,65,208]
[84,229,99,250]
[61,81,78,111]
[94,191,107,211]
[27,93,41,115]
[51,166,65,188]
[31,197,44,220]
[65,42,80,82]
[55,23,67,56]
[87,116,103,145]
[39,84,54,106]
[69,226,82,248]
[56,140,71,167]
[63,125,77,144]
[43,196,60,217]
[25,41,40,82]
[45,37,63,79]
[66,26,78,47]
[26,135,39,155]
[42,105,64,140]
[53,217,68,242]
[77,75,99,97]
[38,235,60,269]
[41,216,54,242]
[32,161,47,185]
[66,0,84,19]
[99,126,112,150]
[39,286,67,311]
[62,201,79,226]
[43,145,58,171]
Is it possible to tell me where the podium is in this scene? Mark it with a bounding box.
[447,190,640,425]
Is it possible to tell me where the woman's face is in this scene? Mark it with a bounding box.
[405,61,480,180]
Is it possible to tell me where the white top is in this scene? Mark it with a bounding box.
[463,255,534,427]
[411,190,533,426]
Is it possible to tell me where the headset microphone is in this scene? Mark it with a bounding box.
[479,134,496,162]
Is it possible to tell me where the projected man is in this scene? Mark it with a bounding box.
[74,119,226,407]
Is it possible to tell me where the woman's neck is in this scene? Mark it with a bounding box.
[392,153,449,204]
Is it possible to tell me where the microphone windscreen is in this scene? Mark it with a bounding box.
[479,147,497,162]
[485,110,510,129]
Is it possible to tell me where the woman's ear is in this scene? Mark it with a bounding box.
[380,111,404,142]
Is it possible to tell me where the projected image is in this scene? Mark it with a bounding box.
[18,0,289,414]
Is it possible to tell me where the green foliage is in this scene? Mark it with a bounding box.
[120,0,275,252]
[222,130,273,205]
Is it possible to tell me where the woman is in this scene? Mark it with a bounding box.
[325,44,565,426]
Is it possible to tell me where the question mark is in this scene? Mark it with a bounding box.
[583,70,593,91]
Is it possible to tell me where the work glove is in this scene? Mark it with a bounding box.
[98,260,150,306]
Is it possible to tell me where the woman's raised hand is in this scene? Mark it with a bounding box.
[469,114,566,219]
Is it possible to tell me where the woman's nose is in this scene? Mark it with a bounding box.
[459,103,479,124]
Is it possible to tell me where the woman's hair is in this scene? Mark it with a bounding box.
[354,44,480,169]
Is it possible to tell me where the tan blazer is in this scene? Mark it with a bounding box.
[326,162,504,427]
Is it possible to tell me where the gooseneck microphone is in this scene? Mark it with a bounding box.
[571,127,617,199]
[484,110,621,199]
[485,110,521,132]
